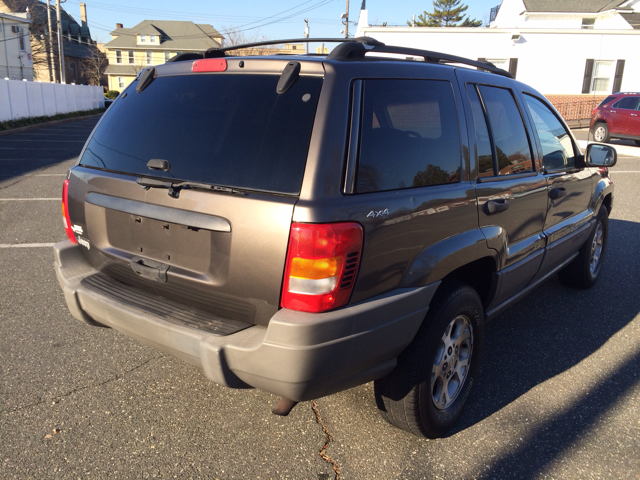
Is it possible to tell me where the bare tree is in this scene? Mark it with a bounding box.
[80,43,107,87]
[221,27,278,55]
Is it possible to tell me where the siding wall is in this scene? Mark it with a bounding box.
[0,79,104,122]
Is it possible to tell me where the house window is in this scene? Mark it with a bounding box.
[146,51,153,65]
[117,76,125,88]
[128,50,134,64]
[164,51,171,62]
[592,61,614,93]
[582,18,595,29]
[150,35,156,43]
[140,34,146,43]
[115,50,122,64]
[18,27,25,50]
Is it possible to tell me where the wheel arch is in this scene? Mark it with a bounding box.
[400,229,499,307]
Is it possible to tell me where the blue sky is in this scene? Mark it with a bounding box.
[60,0,500,45]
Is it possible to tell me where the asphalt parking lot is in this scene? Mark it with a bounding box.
[1,118,639,479]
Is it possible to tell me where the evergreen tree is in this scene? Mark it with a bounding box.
[408,0,483,27]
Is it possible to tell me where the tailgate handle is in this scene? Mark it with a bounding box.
[484,199,510,215]
[130,256,169,283]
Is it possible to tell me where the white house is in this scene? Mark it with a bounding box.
[356,0,640,101]
[0,10,33,81]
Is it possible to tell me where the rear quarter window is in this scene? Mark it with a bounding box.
[356,79,461,193]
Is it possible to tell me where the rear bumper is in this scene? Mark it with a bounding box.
[54,240,438,401]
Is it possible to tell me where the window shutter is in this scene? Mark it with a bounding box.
[582,59,594,94]
[612,60,625,93]
[509,58,518,78]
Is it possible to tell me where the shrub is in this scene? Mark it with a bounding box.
[105,90,120,100]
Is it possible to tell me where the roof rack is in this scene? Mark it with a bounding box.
[176,37,512,79]
[202,37,382,58]
[327,41,513,78]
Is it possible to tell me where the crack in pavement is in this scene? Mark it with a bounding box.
[1,354,166,415]
[311,400,341,480]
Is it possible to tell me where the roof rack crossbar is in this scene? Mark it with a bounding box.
[199,36,511,78]
[204,37,383,58]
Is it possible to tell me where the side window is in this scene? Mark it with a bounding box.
[477,86,534,176]
[465,84,494,178]
[613,97,639,110]
[356,79,461,193]
[524,95,576,171]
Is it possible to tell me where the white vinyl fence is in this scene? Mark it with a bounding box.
[0,80,104,122]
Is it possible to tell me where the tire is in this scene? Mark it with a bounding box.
[374,282,484,438]
[558,205,609,289]
[592,123,610,143]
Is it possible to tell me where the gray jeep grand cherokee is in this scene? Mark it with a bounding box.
[55,38,616,438]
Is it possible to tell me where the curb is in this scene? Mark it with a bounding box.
[0,113,103,137]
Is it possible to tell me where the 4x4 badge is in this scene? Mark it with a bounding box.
[367,209,389,218]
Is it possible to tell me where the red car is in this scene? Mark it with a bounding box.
[590,92,640,145]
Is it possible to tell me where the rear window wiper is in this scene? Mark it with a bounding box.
[137,177,246,198]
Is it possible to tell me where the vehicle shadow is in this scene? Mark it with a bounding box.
[446,218,640,466]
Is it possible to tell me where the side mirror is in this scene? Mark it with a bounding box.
[586,143,617,167]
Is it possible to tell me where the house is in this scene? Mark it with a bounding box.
[104,20,224,92]
[0,10,33,80]
[0,0,99,84]
[355,0,640,118]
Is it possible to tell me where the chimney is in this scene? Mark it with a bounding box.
[116,23,123,29]
[80,3,87,28]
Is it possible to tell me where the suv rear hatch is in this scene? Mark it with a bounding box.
[66,61,324,325]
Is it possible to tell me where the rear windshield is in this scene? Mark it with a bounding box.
[80,74,323,195]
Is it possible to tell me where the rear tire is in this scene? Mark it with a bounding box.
[592,123,610,143]
[374,282,484,438]
[558,205,609,289]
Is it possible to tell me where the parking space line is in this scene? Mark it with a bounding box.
[0,139,87,143]
[0,243,56,248]
[0,198,58,201]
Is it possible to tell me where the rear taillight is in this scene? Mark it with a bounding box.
[592,107,598,116]
[62,179,77,244]
[281,222,363,313]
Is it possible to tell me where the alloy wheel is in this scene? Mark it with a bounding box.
[431,315,473,410]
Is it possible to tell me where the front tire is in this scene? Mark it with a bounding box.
[558,205,609,289]
[374,283,484,438]
[592,123,610,143]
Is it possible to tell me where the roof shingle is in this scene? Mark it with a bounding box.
[105,20,223,51]
[523,0,627,13]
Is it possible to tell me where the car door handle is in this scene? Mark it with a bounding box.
[484,199,509,215]
[549,187,567,200]
[632,113,638,117]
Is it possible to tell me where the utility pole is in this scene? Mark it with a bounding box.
[47,0,56,82]
[304,19,309,54]
[345,0,349,38]
[56,0,65,83]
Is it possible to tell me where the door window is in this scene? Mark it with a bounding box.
[613,97,639,110]
[465,85,494,178]
[477,85,533,176]
[356,79,461,193]
[524,95,576,171]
